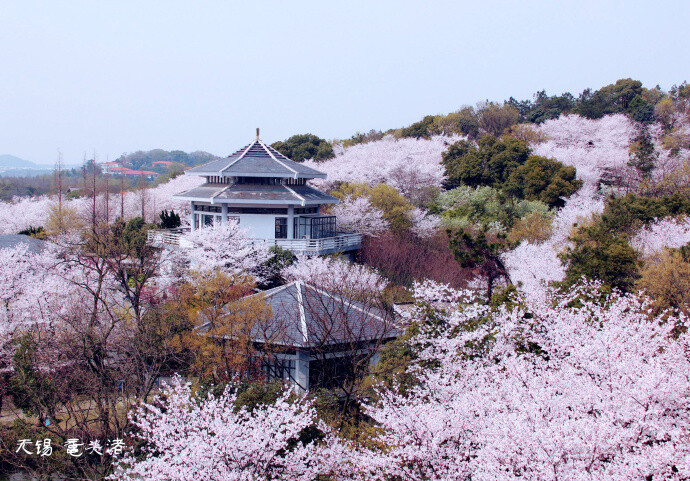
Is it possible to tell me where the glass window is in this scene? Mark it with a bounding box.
[275,217,288,239]
[292,216,336,239]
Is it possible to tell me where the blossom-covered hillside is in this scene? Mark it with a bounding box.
[0,174,203,234]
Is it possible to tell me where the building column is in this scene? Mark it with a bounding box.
[190,202,196,231]
[221,204,228,225]
[287,205,294,239]
[293,349,310,394]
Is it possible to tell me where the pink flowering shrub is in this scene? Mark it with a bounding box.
[331,196,389,236]
[349,282,690,481]
[282,255,387,293]
[0,174,203,234]
[631,216,690,257]
[181,221,271,278]
[113,378,329,481]
[303,135,457,193]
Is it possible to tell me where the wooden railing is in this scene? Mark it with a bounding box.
[147,229,362,255]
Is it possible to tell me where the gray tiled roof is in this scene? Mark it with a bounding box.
[187,140,327,179]
[200,281,399,348]
[173,183,338,205]
[0,235,46,254]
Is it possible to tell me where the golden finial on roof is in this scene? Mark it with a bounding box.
[256,127,260,141]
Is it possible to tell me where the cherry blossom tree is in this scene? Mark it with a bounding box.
[347,281,690,481]
[281,255,387,293]
[181,221,271,279]
[0,173,203,235]
[408,207,441,238]
[331,195,389,236]
[631,216,690,257]
[113,377,333,481]
[303,134,456,193]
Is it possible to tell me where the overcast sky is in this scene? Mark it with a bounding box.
[0,0,688,164]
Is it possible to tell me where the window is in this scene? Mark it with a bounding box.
[261,359,295,382]
[293,215,336,239]
[275,217,288,239]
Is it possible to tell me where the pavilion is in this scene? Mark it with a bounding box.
[198,280,399,393]
[171,131,361,256]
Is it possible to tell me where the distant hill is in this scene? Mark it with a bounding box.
[0,155,38,170]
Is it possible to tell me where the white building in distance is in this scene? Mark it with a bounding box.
[171,132,361,256]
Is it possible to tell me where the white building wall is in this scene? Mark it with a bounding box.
[236,214,280,239]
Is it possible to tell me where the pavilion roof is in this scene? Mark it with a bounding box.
[198,281,399,349]
[186,140,327,179]
[173,183,338,206]
[0,235,46,254]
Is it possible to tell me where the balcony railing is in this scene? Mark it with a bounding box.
[147,229,362,255]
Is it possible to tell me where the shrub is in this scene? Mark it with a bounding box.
[507,212,553,244]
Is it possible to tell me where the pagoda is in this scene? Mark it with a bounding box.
[171,131,361,256]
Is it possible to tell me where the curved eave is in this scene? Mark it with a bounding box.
[172,194,338,206]
[184,170,327,180]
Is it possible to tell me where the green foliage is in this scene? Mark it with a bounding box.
[261,246,297,289]
[448,228,511,299]
[115,149,217,171]
[271,134,335,163]
[437,185,550,231]
[109,216,152,258]
[400,115,436,139]
[400,108,481,140]
[573,78,644,119]
[508,90,576,124]
[558,217,640,292]
[628,128,658,177]
[505,155,582,208]
[438,107,481,139]
[560,193,690,293]
[489,284,520,310]
[443,136,582,207]
[17,225,46,238]
[629,95,655,123]
[601,193,690,235]
[233,381,284,412]
[332,182,414,231]
[342,129,384,147]
[476,102,520,137]
[442,135,530,189]
[10,334,58,419]
[158,209,181,229]
[441,136,580,208]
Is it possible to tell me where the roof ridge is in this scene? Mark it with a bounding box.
[295,281,309,344]
[258,140,299,177]
[283,184,306,206]
[220,141,256,173]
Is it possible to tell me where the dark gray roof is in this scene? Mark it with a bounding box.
[187,140,327,179]
[0,235,46,254]
[200,281,398,348]
[173,183,338,205]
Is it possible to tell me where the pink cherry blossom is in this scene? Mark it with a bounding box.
[282,255,387,293]
[331,196,389,237]
[350,282,690,481]
[303,134,458,192]
[112,377,330,481]
[181,221,271,278]
[631,216,690,257]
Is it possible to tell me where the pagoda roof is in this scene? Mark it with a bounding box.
[187,140,327,179]
[173,183,338,206]
[0,235,46,254]
[198,281,398,348]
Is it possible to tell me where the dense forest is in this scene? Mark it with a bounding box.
[1,77,689,479]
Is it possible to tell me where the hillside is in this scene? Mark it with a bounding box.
[0,154,38,170]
